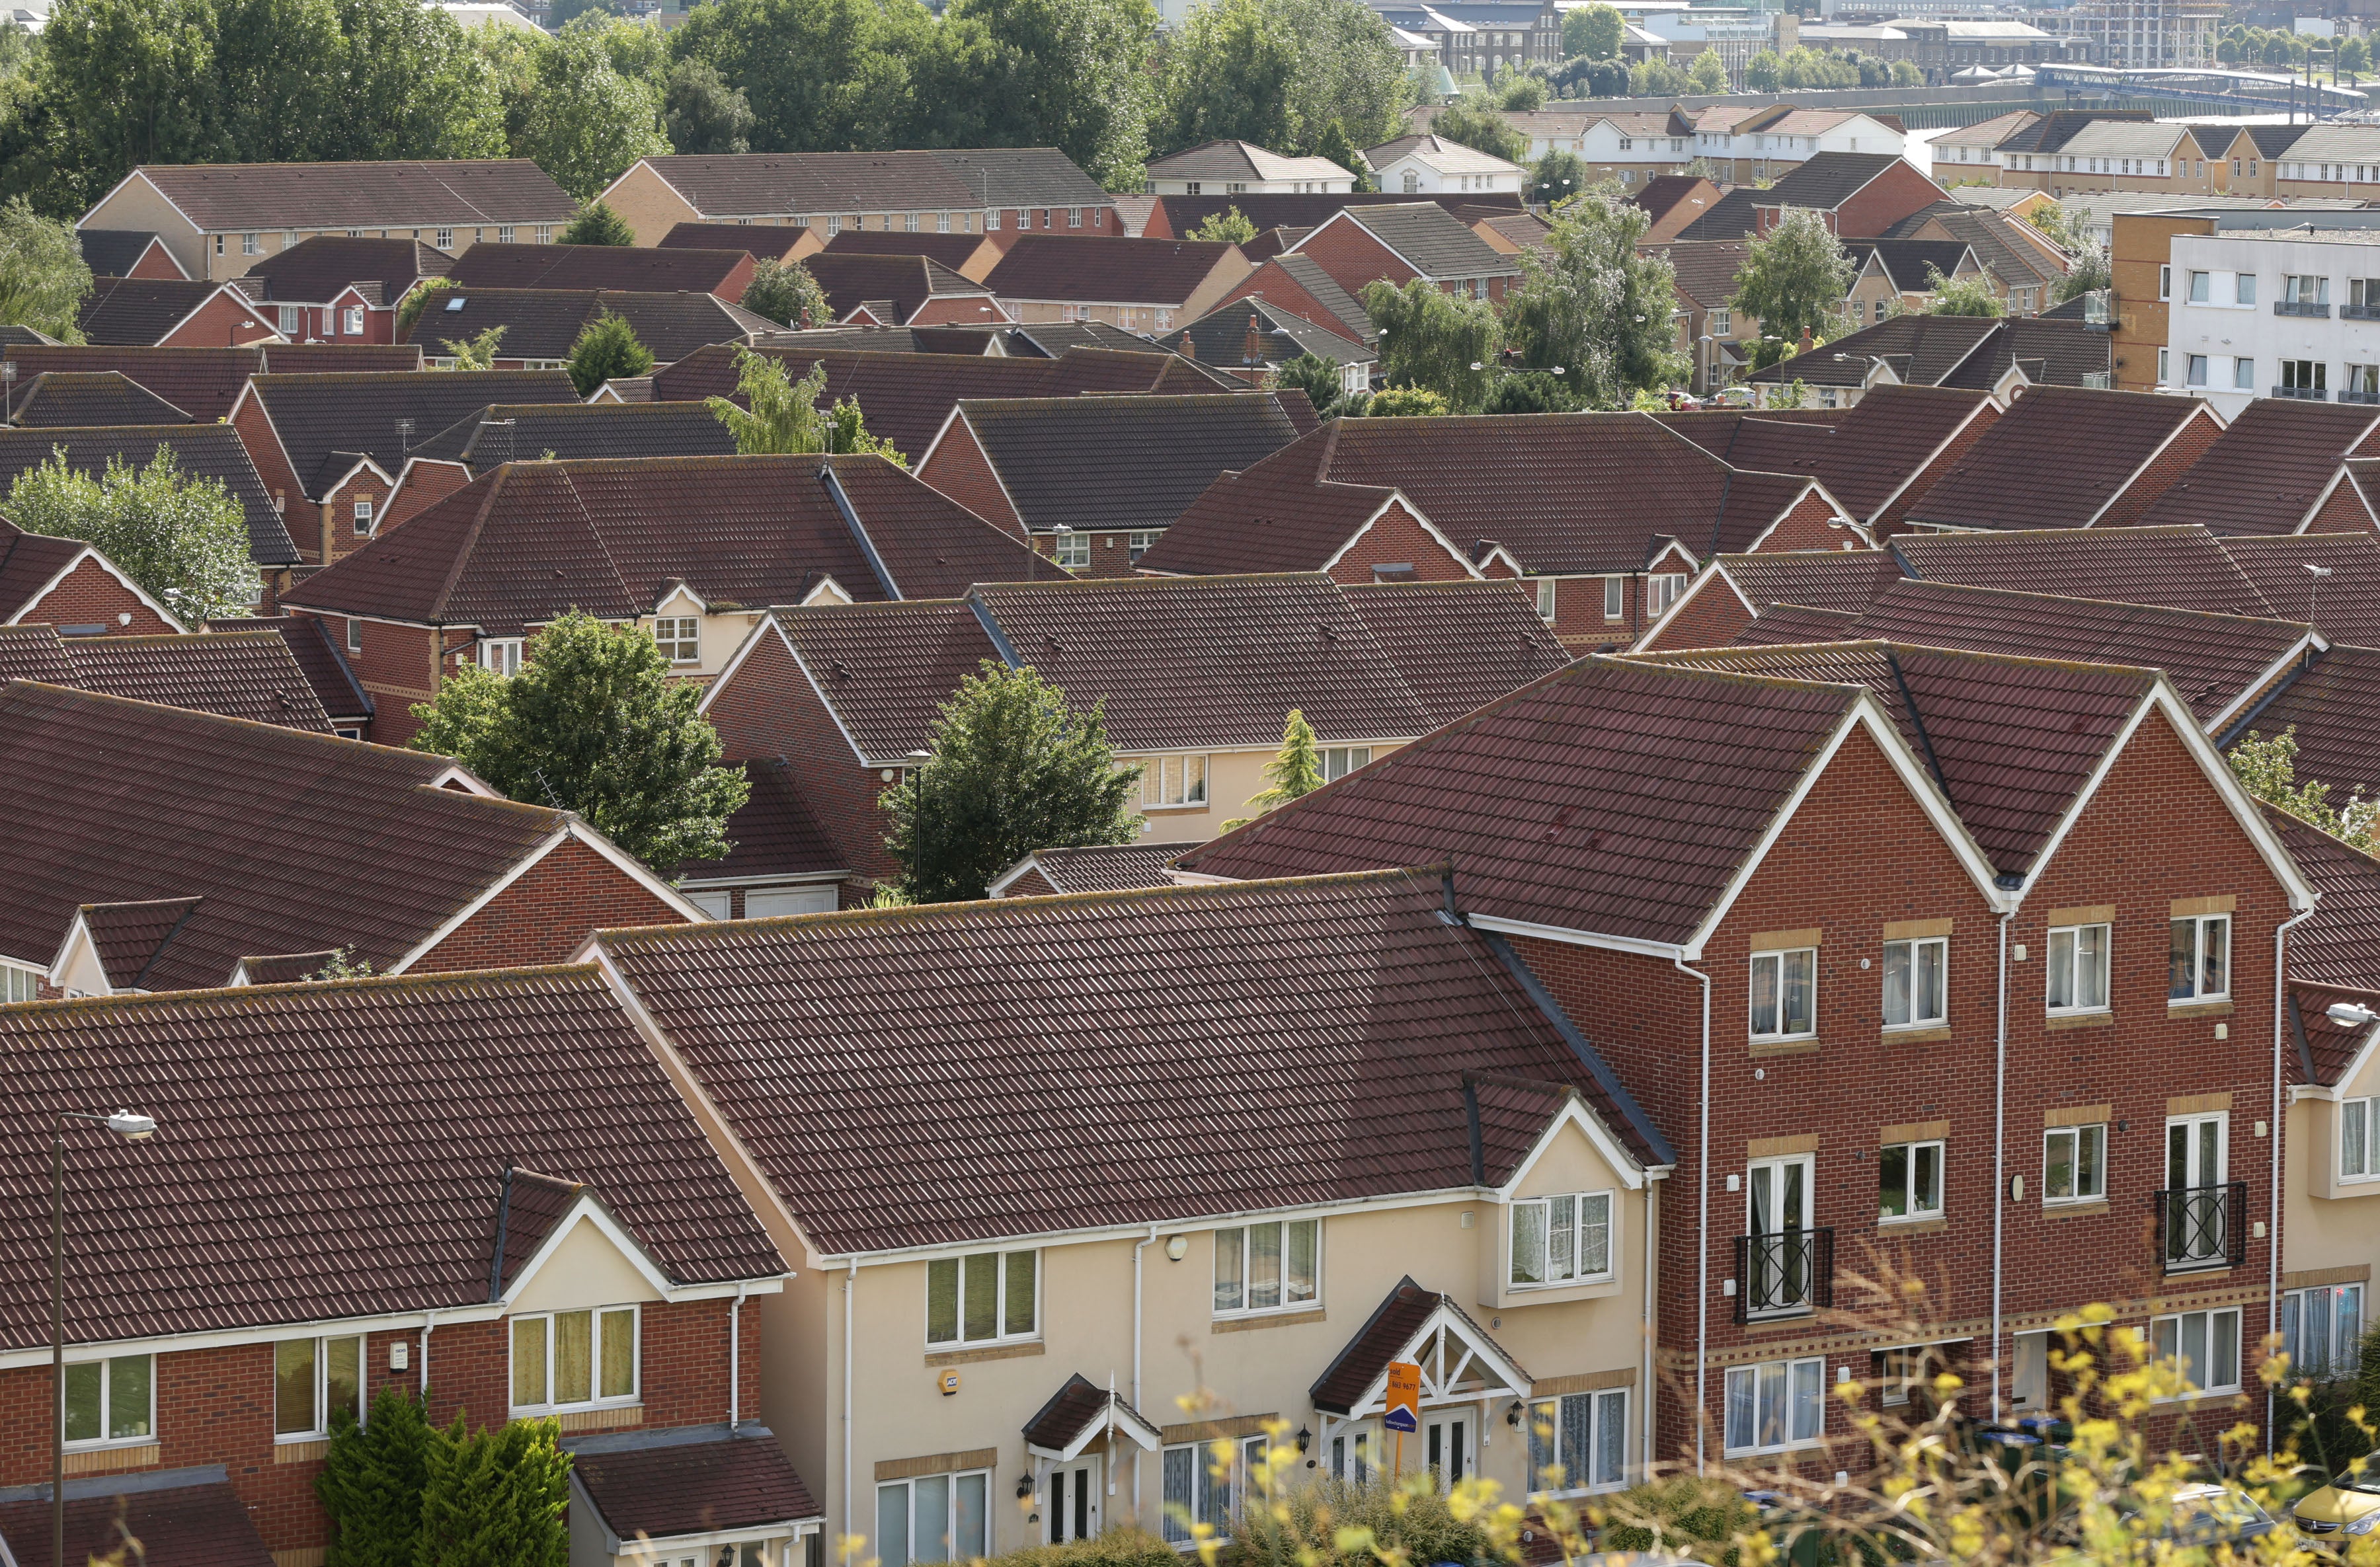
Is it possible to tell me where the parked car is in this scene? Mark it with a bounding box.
[2291,1470,2380,1547]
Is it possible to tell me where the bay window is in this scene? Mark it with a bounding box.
[1214,1218,1318,1315]
[2343,1095,2379,1180]
[1509,1192,1613,1287]
[927,1250,1037,1345]
[510,1305,639,1412]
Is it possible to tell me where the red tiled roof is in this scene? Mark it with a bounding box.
[1180,658,1865,944]
[1336,578,1573,726]
[633,149,1105,217]
[569,1428,822,1539]
[822,230,994,270]
[659,222,812,262]
[1310,1278,1525,1415]
[59,631,334,730]
[2270,809,2380,1029]
[237,235,452,307]
[239,369,578,502]
[2222,642,2380,801]
[680,758,843,884]
[0,625,71,682]
[597,868,1669,1254]
[1734,603,1863,644]
[2216,533,2380,646]
[258,342,426,373]
[990,842,1195,896]
[802,252,992,325]
[403,287,775,363]
[1894,525,2276,617]
[984,235,1238,307]
[82,896,205,991]
[202,615,373,725]
[0,346,254,421]
[11,370,190,426]
[0,964,783,1348]
[445,243,750,296]
[1709,551,1903,617]
[0,1478,274,1567]
[1667,386,1992,523]
[127,159,575,231]
[1903,387,2205,531]
[2146,399,2380,537]
[0,681,578,989]
[282,454,1056,633]
[77,278,257,346]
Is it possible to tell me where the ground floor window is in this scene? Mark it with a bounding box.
[876,1471,988,1567]
[1160,1441,1239,1543]
[1723,1356,1823,1455]
[2283,1283,2364,1380]
[2150,1307,2241,1396]
[1528,1387,1628,1493]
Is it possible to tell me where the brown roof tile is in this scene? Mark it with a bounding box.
[597,868,1668,1254]
[2147,399,2380,537]
[802,253,993,325]
[1708,550,1905,616]
[404,287,774,363]
[0,624,73,682]
[984,235,1238,307]
[1336,577,1572,724]
[658,222,812,262]
[679,758,843,884]
[1894,524,2276,616]
[822,230,996,270]
[2221,642,2380,800]
[60,631,334,730]
[81,896,206,991]
[407,399,741,473]
[1670,385,1992,523]
[1734,603,1864,644]
[0,346,255,422]
[201,615,373,725]
[258,342,426,373]
[1148,192,1521,239]
[2217,533,2380,646]
[76,278,259,346]
[0,1478,274,1567]
[11,370,190,427]
[0,525,92,621]
[238,369,579,501]
[237,236,453,307]
[1310,1278,1525,1415]
[128,159,575,231]
[446,243,750,296]
[1304,204,1520,282]
[1903,387,2207,531]
[569,1428,821,1539]
[2270,810,2380,1036]
[990,842,1196,896]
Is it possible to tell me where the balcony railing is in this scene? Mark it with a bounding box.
[2082,289,2114,331]
[2153,1182,2247,1272]
[1733,1228,1833,1322]
[2344,303,2380,321]
[2344,390,2380,405]
[2276,300,2332,318]
[2275,385,2330,401]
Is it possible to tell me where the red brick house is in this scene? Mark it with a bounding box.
[0,519,184,634]
[0,965,811,1567]
[233,235,454,345]
[1282,204,1523,307]
[1183,648,2315,1463]
[0,680,702,999]
[1140,413,1866,648]
[76,229,188,280]
[279,453,1056,746]
[74,278,281,349]
[226,369,577,567]
[799,253,1008,327]
[1901,386,2225,533]
[203,613,377,738]
[379,401,741,534]
[914,392,1312,572]
[2146,398,2380,538]
[1207,254,1375,348]
[0,424,302,595]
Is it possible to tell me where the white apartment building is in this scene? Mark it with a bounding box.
[2159,225,2380,418]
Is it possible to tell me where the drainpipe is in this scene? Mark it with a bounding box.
[844,1262,859,1541]
[420,1309,436,1412]
[730,1280,751,1430]
[1674,955,1713,1470]
[2272,904,2317,1455]
[1989,909,2012,1423]
[1641,1179,1657,1482]
[1134,1225,1158,1522]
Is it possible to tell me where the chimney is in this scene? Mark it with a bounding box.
[1180,332,1196,360]
[1244,312,1263,367]
[1799,325,1815,354]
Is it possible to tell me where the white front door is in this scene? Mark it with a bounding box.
[1045,1456,1099,1543]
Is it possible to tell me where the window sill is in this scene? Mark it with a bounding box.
[1141,804,1210,815]
[61,1442,160,1476]
[2168,998,2233,1018]
[1212,1306,1327,1334]
[924,1339,1045,1367]
[276,1437,333,1464]
[1749,1036,1821,1058]
[2041,1199,2110,1219]
[1878,1216,1946,1234]
[2044,1011,2114,1030]
[1741,1309,1820,1332]
[1882,1024,1952,1044]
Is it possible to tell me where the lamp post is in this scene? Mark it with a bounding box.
[54,1110,159,1567]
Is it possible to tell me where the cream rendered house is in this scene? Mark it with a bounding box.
[588,870,1676,1562]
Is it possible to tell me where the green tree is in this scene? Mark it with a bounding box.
[1501,182,1685,408]
[1272,352,1346,416]
[1425,93,1525,165]
[317,1384,431,1567]
[1220,709,1326,831]
[558,198,636,246]
[1497,69,1546,110]
[565,308,654,395]
[438,324,506,369]
[1482,368,1579,412]
[1890,58,1922,85]
[510,15,669,200]
[945,0,1156,188]
[1361,385,1448,416]
[1630,56,1688,94]
[1923,263,2003,317]
[2230,727,2379,851]
[416,1414,570,1567]
[666,0,935,155]
[5,447,254,621]
[1743,48,1781,89]
[1562,2,1621,59]
[2342,36,2370,78]
[1191,206,1257,243]
[883,660,1141,902]
[1530,147,1587,208]
[738,257,828,327]
[1687,47,1727,92]
[0,194,89,340]
[705,347,904,461]
[1155,0,1408,157]
[1363,276,1499,413]
[396,276,454,334]
[1729,206,1854,363]
[662,56,753,153]
[1310,119,1369,188]
[410,611,752,871]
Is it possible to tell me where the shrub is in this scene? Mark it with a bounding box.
[1594,1474,1759,1564]
[978,1527,1179,1567]
[1236,1470,1495,1567]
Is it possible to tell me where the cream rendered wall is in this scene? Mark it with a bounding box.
[637,592,768,683]
[510,1217,667,1312]
[1123,742,1408,844]
[604,163,712,246]
[2284,1046,2380,1293]
[83,178,208,279]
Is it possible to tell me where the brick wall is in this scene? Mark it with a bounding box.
[2096,408,2223,528]
[1749,488,1857,553]
[916,418,1025,537]
[318,616,442,747]
[1214,269,1363,342]
[23,555,178,632]
[125,244,186,282]
[1638,572,1753,652]
[325,472,395,562]
[2307,471,2378,535]
[1835,164,1952,240]
[1289,223,1419,303]
[703,629,898,881]
[155,291,280,350]
[1874,402,1999,537]
[413,834,687,971]
[233,399,311,564]
[1323,500,1475,584]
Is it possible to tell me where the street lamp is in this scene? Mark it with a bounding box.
[54,1110,159,1567]
[2328,1002,2379,1029]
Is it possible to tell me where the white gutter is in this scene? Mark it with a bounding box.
[1989,909,2011,1422]
[2271,904,2317,1454]
[1134,1225,1158,1523]
[1675,954,1714,1469]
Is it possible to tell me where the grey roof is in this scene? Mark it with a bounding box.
[1304,204,1520,282]
[0,424,298,568]
[408,400,740,473]
[1165,299,1373,367]
[1757,152,1916,212]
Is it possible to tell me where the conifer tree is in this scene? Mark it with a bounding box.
[565,307,654,395]
[317,1384,431,1567]
[417,1413,571,1567]
[558,200,637,246]
[1222,708,1324,830]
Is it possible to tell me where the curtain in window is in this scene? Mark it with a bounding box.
[554,1310,593,1405]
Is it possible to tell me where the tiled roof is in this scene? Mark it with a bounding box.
[1023,1375,1145,1453]
[990,842,1195,896]
[1748,315,2108,393]
[0,347,257,421]
[2146,399,2380,537]
[1336,578,1573,726]
[2216,533,2380,645]
[1893,524,2276,617]
[260,342,426,374]
[1149,141,1355,183]
[125,159,575,231]
[658,222,812,262]
[2054,120,2192,160]
[1634,174,1718,225]
[0,681,578,988]
[929,149,1112,210]
[1938,109,2039,149]
[1848,578,2308,723]
[1179,657,1865,943]
[407,399,740,472]
[942,393,1307,535]
[598,868,1668,1254]
[236,236,452,307]
[239,369,578,500]
[58,631,333,730]
[1903,207,2061,290]
[1164,299,1372,367]
[679,758,842,884]
[282,453,1056,632]
[1934,317,2110,394]
[1675,188,1763,243]
[821,230,993,270]
[77,278,247,346]
[1310,1278,1523,1415]
[0,624,73,682]
[1309,204,1520,281]
[1710,549,1903,616]
[2269,809,2380,1025]
[1659,239,1749,305]
[0,524,89,624]
[76,228,178,278]
[1149,192,1520,241]
[802,253,993,325]
[984,235,1237,307]
[1260,253,1374,340]
[1757,151,1919,212]
[11,369,190,426]
[0,325,59,348]
[1846,239,1974,293]
[403,287,774,363]
[0,1477,273,1567]
[83,896,205,991]
[1632,640,2153,878]
[569,1427,821,1539]
[0,424,298,568]
[2223,642,2380,800]
[1365,133,1523,177]
[769,599,997,762]
[202,615,373,724]
[744,323,998,357]
[1902,387,2203,531]
[652,343,1229,459]
[1733,603,1863,644]
[0,964,783,1348]
[634,149,1104,218]
[445,243,749,295]
[1661,385,1989,522]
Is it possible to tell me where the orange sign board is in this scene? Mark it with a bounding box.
[1383,1361,1420,1432]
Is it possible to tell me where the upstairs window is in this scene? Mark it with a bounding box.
[1647,573,1688,616]
[1141,754,1207,808]
[928,1250,1037,1345]
[63,1354,152,1446]
[276,1336,362,1438]
[2354,278,2380,309]
[1214,1217,1319,1315]
[346,618,362,654]
[352,496,374,533]
[2285,274,2331,305]
[511,1306,639,1412]
[2236,273,2257,305]
[1536,578,1557,621]
[2044,1123,2106,1204]
[1319,746,1369,781]
[1053,531,1090,569]
[1603,577,1624,619]
[1882,936,1946,1029]
[2168,913,2229,1001]
[497,226,515,244]
[3,961,38,1002]
[1750,946,1815,1040]
[278,305,303,334]
[652,615,700,664]
[2344,1096,2380,1180]
[535,226,553,244]
[243,233,260,255]
[479,639,522,677]
[1878,1141,1943,1223]
[2186,270,2209,303]
[435,228,454,250]
[2045,923,2108,1014]
[1509,1192,1613,1287]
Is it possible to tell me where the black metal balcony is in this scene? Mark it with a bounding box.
[1733,1228,1833,1323]
[2344,390,2380,405]
[2344,303,2380,321]
[2274,385,2330,401]
[2276,300,2332,318]
[2153,1182,2247,1272]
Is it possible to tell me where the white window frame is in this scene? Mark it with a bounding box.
[1052,531,1090,569]
[479,639,523,677]
[1319,745,1370,782]
[535,225,553,244]
[1160,1441,1237,1545]
[2043,1123,2106,1205]
[1535,578,1557,621]
[508,1305,641,1415]
[1749,946,1817,1041]
[435,228,454,250]
[1212,1217,1320,1317]
[352,496,373,533]
[2342,1096,2380,1182]
[2045,923,2110,1015]
[274,1334,364,1441]
[1139,754,1208,810]
[2157,347,2170,385]
[1722,1356,1825,1456]
[925,1249,1039,1347]
[1127,529,1158,562]
[1647,573,1688,616]
[1603,576,1624,620]
[2168,912,2229,1002]
[1527,1386,1630,1496]
[498,226,516,244]
[2148,1307,2241,1398]
[61,1353,154,1449]
[2187,269,2209,303]
[3,960,40,1002]
[346,618,363,654]
[1711,307,1731,335]
[2234,357,2256,391]
[1878,1139,1944,1223]
[343,307,365,336]
[651,615,701,664]
[278,304,303,334]
[243,233,260,255]
[875,1469,990,1567]
[1881,936,1946,1030]
[1507,1190,1615,1289]
[2282,1283,2364,1381]
[2159,264,2171,301]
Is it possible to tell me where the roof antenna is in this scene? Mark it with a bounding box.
[395,416,415,452]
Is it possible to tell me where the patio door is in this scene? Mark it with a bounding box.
[1745,1157,1813,1315]
[2164,1114,2229,1266]
[1045,1456,1099,1544]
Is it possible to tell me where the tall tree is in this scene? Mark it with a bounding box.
[1156,0,1406,157]
[317,1385,431,1567]
[1271,352,1345,416]
[884,661,1141,902]
[0,194,90,340]
[738,258,828,327]
[410,611,751,871]
[666,0,930,153]
[1687,48,1728,91]
[5,448,254,621]
[1729,205,1853,366]
[565,309,653,395]
[705,348,903,461]
[945,0,1156,189]
[1220,709,1324,830]
[1529,147,1587,209]
[1425,93,1525,164]
[1562,2,1621,59]
[510,14,669,200]
[661,57,753,154]
[416,1415,571,1567]
[1363,276,1499,413]
[1310,120,1368,189]
[1500,183,1684,408]
[1923,264,2003,317]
